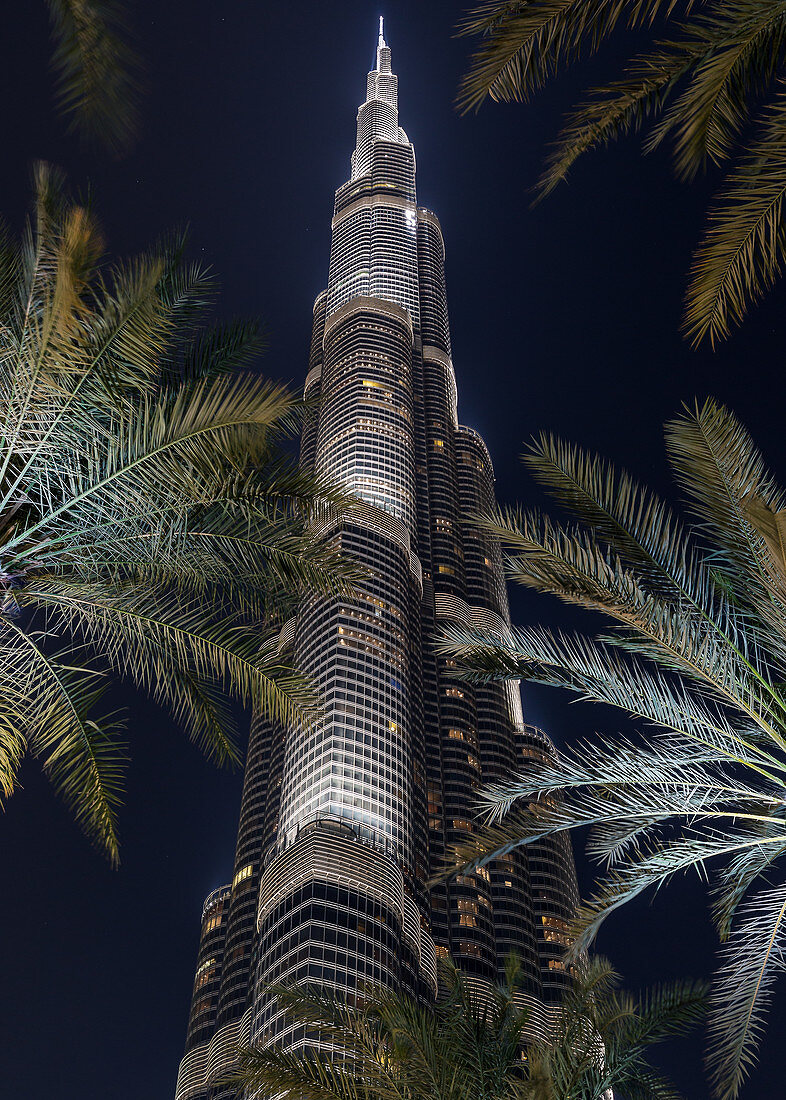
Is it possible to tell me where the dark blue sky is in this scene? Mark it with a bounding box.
[2,2,785,1098]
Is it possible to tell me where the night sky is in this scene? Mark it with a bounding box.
[3,2,786,1097]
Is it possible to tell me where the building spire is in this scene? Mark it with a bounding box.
[375,15,391,73]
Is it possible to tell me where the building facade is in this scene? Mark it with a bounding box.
[174,24,578,1100]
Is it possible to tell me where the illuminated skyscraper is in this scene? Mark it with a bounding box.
[174,22,578,1100]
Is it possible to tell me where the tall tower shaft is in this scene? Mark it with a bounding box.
[174,27,578,1100]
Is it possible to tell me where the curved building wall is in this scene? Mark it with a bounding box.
[175,708,286,1100]
[183,887,231,1056]
[300,291,327,475]
[518,725,582,1000]
[276,522,417,859]
[316,301,416,529]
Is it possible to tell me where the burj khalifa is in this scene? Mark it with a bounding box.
[174,23,578,1100]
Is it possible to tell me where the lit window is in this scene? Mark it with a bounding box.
[194,957,217,990]
[432,439,445,448]
[232,864,254,889]
[458,943,482,958]
[437,565,454,575]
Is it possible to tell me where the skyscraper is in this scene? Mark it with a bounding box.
[174,22,578,1100]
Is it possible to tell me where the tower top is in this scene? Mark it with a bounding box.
[375,16,391,73]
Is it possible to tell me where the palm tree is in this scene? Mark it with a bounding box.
[234,956,703,1100]
[0,164,355,864]
[441,397,786,1098]
[526,958,704,1100]
[458,1,786,347]
[43,0,142,155]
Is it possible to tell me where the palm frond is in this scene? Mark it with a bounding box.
[44,0,142,155]
[571,835,778,954]
[170,318,267,385]
[537,40,699,198]
[2,619,125,861]
[58,499,364,616]
[236,1043,367,1100]
[522,432,713,603]
[237,957,695,1100]
[711,825,786,938]
[664,399,786,597]
[445,399,786,1093]
[0,622,31,799]
[4,374,303,564]
[23,579,318,753]
[236,983,407,1100]
[707,883,786,1100]
[472,505,774,730]
[457,0,684,114]
[439,621,783,766]
[683,88,786,346]
[647,3,786,180]
[1,173,352,861]
[607,976,707,1048]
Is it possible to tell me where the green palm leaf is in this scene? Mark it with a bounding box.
[457,0,682,113]
[2,618,125,861]
[234,956,700,1100]
[0,169,352,861]
[684,90,786,345]
[537,41,702,199]
[459,0,786,343]
[44,0,142,155]
[647,4,786,181]
[708,884,786,1100]
[442,399,786,1096]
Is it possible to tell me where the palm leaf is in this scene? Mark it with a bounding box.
[457,0,684,113]
[444,399,786,1094]
[439,621,783,766]
[23,579,319,749]
[647,3,786,180]
[2,170,354,860]
[683,89,786,346]
[2,618,125,861]
[664,399,786,598]
[707,883,786,1100]
[538,39,701,198]
[44,0,142,155]
[236,957,696,1100]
